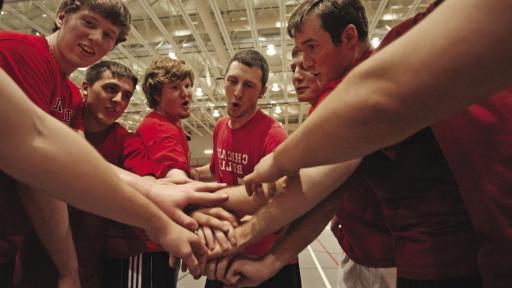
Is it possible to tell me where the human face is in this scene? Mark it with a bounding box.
[224,61,266,124]
[156,78,193,122]
[294,15,354,85]
[52,8,120,74]
[291,53,323,104]
[83,71,134,131]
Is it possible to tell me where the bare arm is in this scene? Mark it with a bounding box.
[246,0,512,183]
[191,164,215,182]
[0,70,210,276]
[222,186,342,287]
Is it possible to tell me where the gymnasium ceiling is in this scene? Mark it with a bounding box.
[1,0,435,136]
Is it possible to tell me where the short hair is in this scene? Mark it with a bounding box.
[226,49,269,88]
[53,0,131,44]
[142,57,195,109]
[85,60,138,88]
[288,0,369,45]
[291,46,301,58]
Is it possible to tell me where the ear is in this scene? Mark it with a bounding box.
[341,24,359,48]
[55,10,66,29]
[81,81,89,100]
[258,85,267,99]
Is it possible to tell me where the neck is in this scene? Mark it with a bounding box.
[355,40,372,59]
[83,114,110,133]
[229,108,258,129]
[46,33,74,76]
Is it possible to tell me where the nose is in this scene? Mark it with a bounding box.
[302,53,315,70]
[293,67,305,83]
[112,92,123,104]
[88,29,102,44]
[233,83,243,99]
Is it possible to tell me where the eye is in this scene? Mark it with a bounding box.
[103,31,113,40]
[82,19,94,28]
[103,84,119,94]
[244,82,255,89]
[290,64,296,73]
[122,93,132,101]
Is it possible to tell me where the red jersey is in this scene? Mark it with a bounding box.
[307,49,395,268]
[137,111,190,178]
[432,90,512,287]
[0,32,84,261]
[365,2,480,280]
[210,109,287,258]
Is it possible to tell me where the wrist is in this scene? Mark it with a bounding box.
[262,253,286,277]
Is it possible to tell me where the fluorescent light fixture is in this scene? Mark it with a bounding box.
[266,44,276,56]
[204,149,213,155]
[371,37,381,48]
[196,87,204,97]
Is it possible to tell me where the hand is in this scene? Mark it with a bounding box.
[146,181,228,231]
[223,255,284,287]
[190,207,239,244]
[244,153,295,196]
[204,256,234,283]
[146,218,208,278]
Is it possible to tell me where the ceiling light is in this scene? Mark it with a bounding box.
[371,37,381,48]
[168,51,177,59]
[275,21,286,28]
[274,106,282,114]
[266,44,276,56]
[271,83,280,92]
[213,109,220,117]
[78,67,87,71]
[195,87,204,97]
[204,149,213,155]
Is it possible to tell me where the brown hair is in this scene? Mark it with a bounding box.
[288,0,368,45]
[85,60,137,87]
[142,57,195,109]
[54,0,131,44]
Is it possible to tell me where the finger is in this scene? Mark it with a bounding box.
[193,211,231,231]
[267,181,277,198]
[213,228,231,251]
[202,226,216,250]
[170,210,198,232]
[216,256,233,284]
[204,207,238,228]
[197,227,207,247]
[168,256,178,268]
[191,182,227,192]
[187,236,209,277]
[225,261,242,285]
[181,261,188,273]
[226,224,237,246]
[205,259,217,280]
[188,192,229,207]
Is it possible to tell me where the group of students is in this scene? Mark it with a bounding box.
[1,0,512,288]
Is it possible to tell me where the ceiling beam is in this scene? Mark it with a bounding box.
[403,0,423,19]
[243,0,260,51]
[196,0,231,67]
[3,5,49,35]
[207,0,235,58]
[369,0,389,38]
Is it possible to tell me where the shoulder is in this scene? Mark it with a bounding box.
[0,32,49,56]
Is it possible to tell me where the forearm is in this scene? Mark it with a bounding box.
[192,164,214,181]
[18,185,79,279]
[270,186,342,264]
[212,185,270,217]
[273,0,512,172]
[238,160,359,246]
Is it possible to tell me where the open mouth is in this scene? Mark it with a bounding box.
[295,87,307,94]
[231,102,240,108]
[78,44,95,56]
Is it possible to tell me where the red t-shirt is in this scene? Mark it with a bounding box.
[0,32,84,261]
[364,2,480,280]
[432,90,512,287]
[137,111,190,179]
[307,49,395,268]
[210,109,287,258]
[136,111,191,252]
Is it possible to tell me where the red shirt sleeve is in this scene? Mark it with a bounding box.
[122,133,155,177]
[263,123,288,154]
[0,35,55,112]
